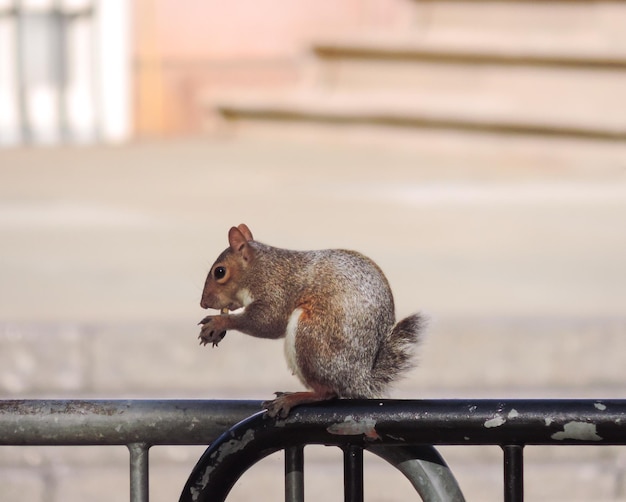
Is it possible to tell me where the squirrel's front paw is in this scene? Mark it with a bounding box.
[198,316,227,347]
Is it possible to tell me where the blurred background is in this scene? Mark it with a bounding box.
[1,0,626,501]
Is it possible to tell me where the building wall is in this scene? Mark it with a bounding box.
[131,0,417,136]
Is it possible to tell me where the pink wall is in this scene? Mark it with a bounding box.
[156,0,364,59]
[133,0,416,135]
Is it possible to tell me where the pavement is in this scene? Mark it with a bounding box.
[1,136,626,501]
[1,136,625,321]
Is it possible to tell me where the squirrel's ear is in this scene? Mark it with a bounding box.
[228,226,254,262]
[236,223,254,242]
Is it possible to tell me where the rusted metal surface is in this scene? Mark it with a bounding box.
[0,399,261,445]
[177,399,626,502]
[2,399,626,502]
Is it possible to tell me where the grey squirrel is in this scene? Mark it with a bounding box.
[198,224,423,418]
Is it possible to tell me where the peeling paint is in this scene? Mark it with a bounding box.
[192,467,211,502]
[508,409,519,419]
[545,417,554,426]
[190,485,201,501]
[327,415,380,440]
[484,415,506,428]
[594,402,607,411]
[213,428,256,459]
[551,421,603,441]
[192,428,257,500]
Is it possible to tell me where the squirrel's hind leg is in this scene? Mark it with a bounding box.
[263,389,336,419]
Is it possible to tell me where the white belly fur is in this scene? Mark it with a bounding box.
[284,308,304,382]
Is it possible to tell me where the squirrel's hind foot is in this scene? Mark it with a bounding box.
[263,390,337,419]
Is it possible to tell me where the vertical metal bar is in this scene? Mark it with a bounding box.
[343,445,364,502]
[285,446,304,502]
[503,445,524,502]
[128,442,150,502]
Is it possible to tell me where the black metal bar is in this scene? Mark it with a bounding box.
[2,399,626,447]
[285,445,304,502]
[178,399,626,502]
[2,399,623,502]
[128,442,150,502]
[343,445,364,502]
[179,408,466,502]
[503,445,524,502]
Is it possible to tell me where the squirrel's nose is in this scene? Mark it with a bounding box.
[200,293,215,309]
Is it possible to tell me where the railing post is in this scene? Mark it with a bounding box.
[128,442,150,502]
[285,446,305,502]
[343,445,364,502]
[503,444,524,502]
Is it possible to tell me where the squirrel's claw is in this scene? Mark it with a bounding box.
[263,390,338,418]
[198,314,228,347]
[198,328,227,347]
[263,394,293,419]
[213,331,227,346]
[262,392,303,418]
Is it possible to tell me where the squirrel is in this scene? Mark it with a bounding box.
[198,224,423,418]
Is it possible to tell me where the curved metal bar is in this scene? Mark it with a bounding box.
[178,405,466,502]
[179,398,626,502]
[368,445,466,502]
[179,411,274,502]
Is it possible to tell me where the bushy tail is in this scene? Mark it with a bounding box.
[371,313,424,395]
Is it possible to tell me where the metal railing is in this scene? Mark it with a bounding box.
[1,399,625,502]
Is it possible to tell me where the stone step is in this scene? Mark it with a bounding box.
[313,31,626,69]
[312,34,626,97]
[214,90,626,142]
[411,1,626,45]
[206,2,626,144]
[212,33,626,143]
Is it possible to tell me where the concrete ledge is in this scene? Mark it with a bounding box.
[2,318,625,398]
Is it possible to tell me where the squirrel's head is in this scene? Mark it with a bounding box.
[200,223,255,311]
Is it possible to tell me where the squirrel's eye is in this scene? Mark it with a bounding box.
[214,266,226,280]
